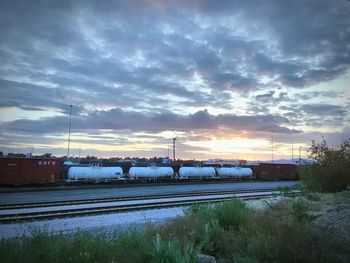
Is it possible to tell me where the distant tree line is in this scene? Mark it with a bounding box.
[4,152,53,158]
[1,152,195,164]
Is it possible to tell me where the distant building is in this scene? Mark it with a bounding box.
[204,159,247,166]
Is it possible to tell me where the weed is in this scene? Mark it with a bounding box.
[292,199,309,222]
[305,192,322,201]
[211,199,249,230]
[199,219,223,255]
[186,203,211,214]
[277,186,292,197]
[150,234,198,263]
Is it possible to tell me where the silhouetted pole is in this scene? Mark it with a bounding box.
[299,146,302,166]
[271,130,274,163]
[173,138,176,162]
[67,105,72,159]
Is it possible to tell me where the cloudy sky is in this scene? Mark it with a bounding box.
[0,0,349,160]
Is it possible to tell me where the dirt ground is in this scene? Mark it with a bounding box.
[305,191,350,245]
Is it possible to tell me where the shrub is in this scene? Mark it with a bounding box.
[236,205,349,263]
[199,220,223,255]
[186,203,211,214]
[300,138,350,192]
[150,234,198,263]
[187,199,249,230]
[292,199,309,222]
[112,230,151,263]
[211,199,249,230]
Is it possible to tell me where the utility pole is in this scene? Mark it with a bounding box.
[299,146,302,166]
[173,138,176,162]
[292,142,294,164]
[271,130,274,163]
[67,105,72,159]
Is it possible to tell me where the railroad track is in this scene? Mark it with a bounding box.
[0,188,285,210]
[0,189,300,224]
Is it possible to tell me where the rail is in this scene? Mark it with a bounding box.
[0,190,301,224]
[0,188,289,210]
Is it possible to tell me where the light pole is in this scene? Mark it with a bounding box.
[298,146,302,166]
[173,138,176,162]
[271,130,274,163]
[67,105,72,159]
[292,142,294,164]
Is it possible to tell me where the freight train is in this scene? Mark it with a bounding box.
[0,157,298,185]
[67,164,253,181]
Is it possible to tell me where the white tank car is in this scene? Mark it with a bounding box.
[67,166,124,181]
[128,166,174,179]
[216,167,252,178]
[179,167,216,179]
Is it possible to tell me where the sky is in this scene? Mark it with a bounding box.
[0,0,349,160]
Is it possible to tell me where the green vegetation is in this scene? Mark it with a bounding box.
[0,230,151,263]
[300,138,350,192]
[150,234,198,263]
[291,199,309,222]
[1,195,349,263]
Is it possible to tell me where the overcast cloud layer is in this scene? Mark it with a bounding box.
[0,0,349,159]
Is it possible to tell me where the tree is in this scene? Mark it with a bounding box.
[300,138,350,192]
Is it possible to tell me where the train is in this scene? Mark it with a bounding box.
[0,157,298,185]
[67,164,253,181]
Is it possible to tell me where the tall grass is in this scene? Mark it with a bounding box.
[0,230,151,263]
[1,198,349,262]
[150,234,198,263]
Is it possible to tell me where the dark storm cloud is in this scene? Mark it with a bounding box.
[294,91,340,101]
[203,0,350,88]
[1,0,349,109]
[255,91,275,102]
[254,90,293,106]
[0,108,297,135]
[278,103,349,130]
[0,79,67,111]
[299,104,348,117]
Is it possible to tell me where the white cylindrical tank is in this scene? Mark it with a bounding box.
[129,167,174,179]
[179,167,216,178]
[67,167,124,181]
[216,167,252,178]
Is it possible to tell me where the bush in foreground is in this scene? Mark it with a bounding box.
[300,138,350,192]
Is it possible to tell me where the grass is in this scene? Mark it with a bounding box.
[1,196,349,262]
[0,230,152,263]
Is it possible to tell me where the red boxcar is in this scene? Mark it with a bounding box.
[0,158,61,185]
[250,163,298,180]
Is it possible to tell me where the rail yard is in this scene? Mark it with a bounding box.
[0,181,299,239]
[0,157,298,185]
[0,156,300,239]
